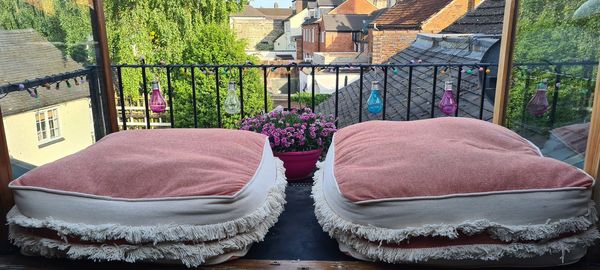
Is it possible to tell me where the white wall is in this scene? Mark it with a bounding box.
[299,70,360,95]
[275,9,308,51]
[4,98,95,166]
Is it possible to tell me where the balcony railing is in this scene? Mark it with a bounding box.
[0,61,597,138]
[110,62,499,130]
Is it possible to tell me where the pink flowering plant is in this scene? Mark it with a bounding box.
[240,107,337,153]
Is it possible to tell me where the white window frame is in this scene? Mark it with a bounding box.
[321,31,325,43]
[35,107,62,145]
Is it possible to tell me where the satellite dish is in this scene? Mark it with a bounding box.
[574,0,600,19]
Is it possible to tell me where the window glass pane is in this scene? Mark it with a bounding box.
[506,1,599,168]
[1,0,98,170]
[38,112,45,123]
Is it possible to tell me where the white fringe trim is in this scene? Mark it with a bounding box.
[8,158,287,245]
[11,223,256,267]
[8,159,288,267]
[312,162,599,244]
[334,229,600,264]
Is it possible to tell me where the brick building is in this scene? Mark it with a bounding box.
[299,0,377,62]
[230,5,292,51]
[368,0,480,63]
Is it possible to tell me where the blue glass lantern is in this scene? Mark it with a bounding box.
[367,81,383,114]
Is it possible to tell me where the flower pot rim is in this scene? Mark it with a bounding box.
[274,148,322,155]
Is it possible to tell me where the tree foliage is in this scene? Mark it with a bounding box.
[0,0,93,63]
[507,0,599,134]
[103,0,269,128]
[1,0,270,129]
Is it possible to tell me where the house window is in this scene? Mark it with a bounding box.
[35,108,61,143]
[320,31,325,43]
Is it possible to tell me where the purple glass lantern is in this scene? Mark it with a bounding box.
[438,81,457,116]
[527,82,549,117]
[149,81,167,113]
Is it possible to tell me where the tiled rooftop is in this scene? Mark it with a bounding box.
[371,0,453,29]
[443,0,505,35]
[0,29,89,116]
[315,34,498,128]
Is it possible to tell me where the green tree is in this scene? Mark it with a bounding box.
[104,0,269,128]
[0,0,93,63]
[506,0,599,133]
[1,0,270,129]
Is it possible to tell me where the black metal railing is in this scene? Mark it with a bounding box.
[111,62,500,130]
[1,61,596,135]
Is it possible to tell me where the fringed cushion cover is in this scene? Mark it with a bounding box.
[313,118,597,267]
[8,129,287,267]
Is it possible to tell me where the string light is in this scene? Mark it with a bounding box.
[3,74,88,101]
[27,88,38,98]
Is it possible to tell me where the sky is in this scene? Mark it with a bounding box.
[250,0,292,8]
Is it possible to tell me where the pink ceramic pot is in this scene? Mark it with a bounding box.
[274,149,322,181]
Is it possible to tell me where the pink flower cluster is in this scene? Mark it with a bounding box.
[240,108,337,153]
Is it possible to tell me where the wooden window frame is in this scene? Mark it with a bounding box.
[493,0,600,179]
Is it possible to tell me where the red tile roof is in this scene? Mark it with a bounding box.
[372,0,453,29]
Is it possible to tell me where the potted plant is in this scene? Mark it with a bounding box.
[241,107,337,181]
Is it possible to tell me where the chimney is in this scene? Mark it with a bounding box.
[467,0,475,11]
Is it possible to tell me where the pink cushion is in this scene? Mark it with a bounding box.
[333,118,593,202]
[12,129,268,199]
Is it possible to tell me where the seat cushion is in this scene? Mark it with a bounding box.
[332,118,593,202]
[8,129,288,267]
[11,129,268,199]
[10,129,283,227]
[313,118,598,267]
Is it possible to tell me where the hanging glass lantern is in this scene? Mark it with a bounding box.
[367,81,383,115]
[527,82,549,117]
[149,81,167,113]
[438,81,457,116]
[224,81,241,114]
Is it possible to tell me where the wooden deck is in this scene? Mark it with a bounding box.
[5,235,600,269]
[0,251,600,270]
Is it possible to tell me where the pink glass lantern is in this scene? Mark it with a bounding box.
[527,82,549,117]
[150,81,167,113]
[438,81,457,116]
